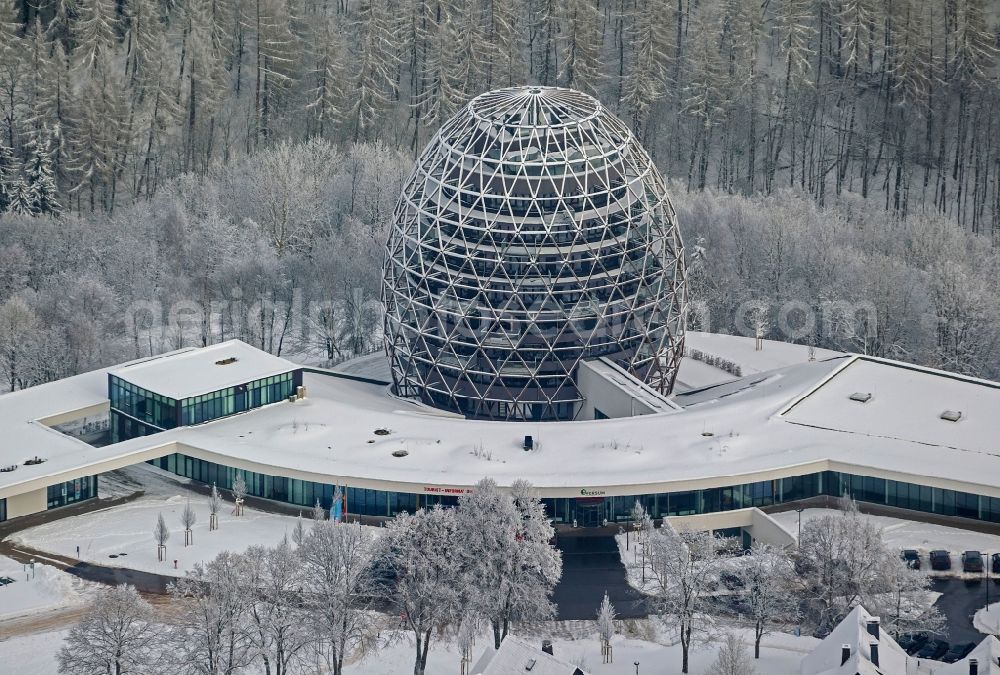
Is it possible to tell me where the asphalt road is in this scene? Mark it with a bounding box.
[552,534,646,620]
[931,577,999,643]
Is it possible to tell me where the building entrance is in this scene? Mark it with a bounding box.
[576,499,605,527]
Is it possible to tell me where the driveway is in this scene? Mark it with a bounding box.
[552,533,646,620]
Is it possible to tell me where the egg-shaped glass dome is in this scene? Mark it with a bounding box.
[382,86,686,421]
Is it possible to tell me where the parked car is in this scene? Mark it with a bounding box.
[992,552,1000,574]
[930,550,952,571]
[916,639,949,660]
[720,572,744,590]
[962,550,984,573]
[942,642,977,663]
[898,633,929,654]
[900,549,921,570]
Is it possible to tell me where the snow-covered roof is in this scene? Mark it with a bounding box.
[934,636,1000,675]
[1,337,999,503]
[472,636,586,675]
[579,357,681,412]
[800,606,912,675]
[109,340,299,399]
[782,356,999,455]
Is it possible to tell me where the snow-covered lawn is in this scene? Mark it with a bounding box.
[770,508,1000,576]
[615,530,658,595]
[0,629,68,671]
[0,555,90,621]
[9,466,333,577]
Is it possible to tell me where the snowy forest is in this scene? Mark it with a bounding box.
[0,0,998,389]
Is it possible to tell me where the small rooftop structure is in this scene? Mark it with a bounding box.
[472,636,587,675]
[110,340,299,400]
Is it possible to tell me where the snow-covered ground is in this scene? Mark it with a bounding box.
[0,629,68,671]
[343,622,816,675]
[974,602,1000,635]
[770,508,1000,576]
[9,465,328,577]
[0,555,90,621]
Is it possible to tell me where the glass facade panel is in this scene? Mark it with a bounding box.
[140,454,1000,530]
[0,497,6,522]
[46,476,97,509]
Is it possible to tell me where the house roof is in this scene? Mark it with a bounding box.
[799,606,912,675]
[473,636,585,675]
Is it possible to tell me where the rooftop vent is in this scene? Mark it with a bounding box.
[941,410,963,422]
[215,357,238,366]
[849,392,872,403]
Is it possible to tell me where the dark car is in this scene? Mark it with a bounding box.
[898,633,929,654]
[720,572,744,590]
[962,550,984,573]
[930,550,952,571]
[992,552,1000,574]
[901,549,921,570]
[941,642,977,663]
[916,639,949,660]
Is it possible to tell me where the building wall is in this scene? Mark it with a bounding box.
[576,360,665,419]
[5,488,46,519]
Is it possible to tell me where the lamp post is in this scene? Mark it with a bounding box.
[795,508,804,546]
[634,661,639,674]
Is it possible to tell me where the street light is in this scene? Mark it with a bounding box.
[795,508,804,546]
[634,661,639,674]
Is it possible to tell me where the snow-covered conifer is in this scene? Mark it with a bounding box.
[22,127,60,215]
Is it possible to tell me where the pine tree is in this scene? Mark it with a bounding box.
[0,138,15,211]
[305,12,351,139]
[72,0,120,73]
[21,126,60,215]
[7,173,33,215]
[123,0,166,86]
[560,0,602,93]
[350,0,400,141]
[619,0,671,138]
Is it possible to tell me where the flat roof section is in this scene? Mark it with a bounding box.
[781,357,999,455]
[110,340,300,400]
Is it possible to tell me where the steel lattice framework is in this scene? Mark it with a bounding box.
[382,86,687,421]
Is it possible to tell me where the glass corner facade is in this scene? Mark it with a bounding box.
[110,369,302,442]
